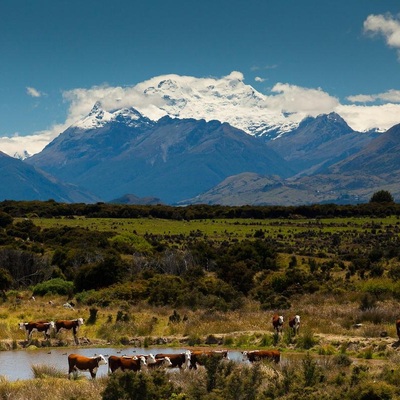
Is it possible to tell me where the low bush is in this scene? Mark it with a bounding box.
[32,278,74,296]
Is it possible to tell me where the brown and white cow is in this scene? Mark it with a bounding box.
[189,350,229,370]
[133,353,156,365]
[155,351,191,369]
[272,314,284,334]
[55,318,84,344]
[19,320,55,341]
[242,350,281,363]
[289,315,301,335]
[146,357,173,369]
[396,319,400,340]
[68,353,107,379]
[108,355,146,373]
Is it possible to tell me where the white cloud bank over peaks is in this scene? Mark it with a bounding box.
[2,71,400,157]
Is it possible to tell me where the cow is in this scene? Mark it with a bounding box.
[19,320,55,341]
[272,314,284,334]
[242,350,281,363]
[55,318,84,344]
[108,355,146,373]
[396,319,400,340]
[68,353,107,379]
[155,351,191,369]
[189,350,229,370]
[289,315,301,335]
[132,353,156,365]
[146,356,173,369]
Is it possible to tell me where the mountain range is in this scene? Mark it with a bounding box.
[2,73,400,205]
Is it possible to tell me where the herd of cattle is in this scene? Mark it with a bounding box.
[18,314,296,379]
[18,313,400,379]
[19,318,84,345]
[67,348,282,379]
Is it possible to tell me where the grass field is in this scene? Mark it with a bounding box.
[24,214,400,240]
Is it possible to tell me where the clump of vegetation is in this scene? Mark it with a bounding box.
[32,278,74,296]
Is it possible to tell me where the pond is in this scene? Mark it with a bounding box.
[0,346,246,381]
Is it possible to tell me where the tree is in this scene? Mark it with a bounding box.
[369,190,394,203]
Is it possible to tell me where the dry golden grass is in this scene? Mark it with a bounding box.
[0,376,106,400]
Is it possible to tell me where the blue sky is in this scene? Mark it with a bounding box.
[1,0,400,155]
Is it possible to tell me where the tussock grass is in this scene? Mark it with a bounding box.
[32,364,66,379]
[0,376,106,400]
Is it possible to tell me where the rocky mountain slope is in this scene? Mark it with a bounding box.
[27,105,292,204]
[0,151,98,203]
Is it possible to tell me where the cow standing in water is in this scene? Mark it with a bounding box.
[108,355,147,373]
[68,354,107,379]
[55,318,84,344]
[289,315,301,335]
[272,314,284,334]
[242,350,280,363]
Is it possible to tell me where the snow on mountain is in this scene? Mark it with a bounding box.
[135,71,300,137]
[73,101,152,130]
[72,72,301,137]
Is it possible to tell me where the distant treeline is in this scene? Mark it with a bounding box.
[0,199,400,219]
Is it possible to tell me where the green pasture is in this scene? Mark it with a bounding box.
[23,214,400,241]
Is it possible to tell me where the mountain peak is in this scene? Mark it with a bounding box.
[73,103,152,130]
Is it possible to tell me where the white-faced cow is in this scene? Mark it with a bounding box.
[68,353,107,379]
[289,315,301,335]
[55,318,84,345]
[242,350,281,363]
[272,314,284,334]
[19,320,55,341]
[108,355,146,373]
[189,350,229,370]
[155,351,191,369]
[133,353,156,365]
[146,356,173,369]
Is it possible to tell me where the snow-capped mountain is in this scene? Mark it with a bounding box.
[74,102,154,130]
[74,72,301,138]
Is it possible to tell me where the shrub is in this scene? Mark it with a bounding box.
[297,328,318,350]
[102,370,178,400]
[32,278,74,296]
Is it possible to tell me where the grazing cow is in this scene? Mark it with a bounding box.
[155,351,191,369]
[242,350,281,363]
[55,318,84,344]
[289,315,301,335]
[189,350,229,370]
[108,355,146,373]
[68,353,107,379]
[147,357,173,369]
[272,314,284,334]
[396,319,400,340]
[19,320,55,341]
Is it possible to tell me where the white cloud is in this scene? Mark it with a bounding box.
[267,83,340,116]
[336,103,400,132]
[255,77,265,83]
[0,127,61,157]
[346,94,376,103]
[364,13,400,56]
[347,89,400,104]
[26,87,42,98]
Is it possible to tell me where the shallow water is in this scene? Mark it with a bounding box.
[0,346,245,381]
